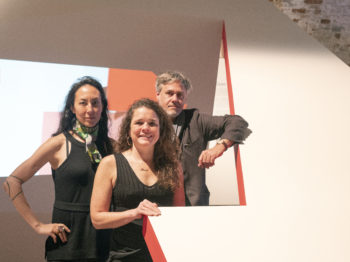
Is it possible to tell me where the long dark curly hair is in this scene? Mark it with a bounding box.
[53,76,114,156]
[116,98,180,191]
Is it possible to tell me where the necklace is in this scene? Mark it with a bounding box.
[126,150,153,172]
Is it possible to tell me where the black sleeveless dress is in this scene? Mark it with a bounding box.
[45,132,110,261]
[107,153,174,262]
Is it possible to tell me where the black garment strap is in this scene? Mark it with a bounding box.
[65,134,69,158]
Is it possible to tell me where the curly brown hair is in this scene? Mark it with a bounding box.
[116,98,180,191]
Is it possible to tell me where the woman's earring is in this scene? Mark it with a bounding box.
[64,109,70,118]
[70,112,76,125]
[127,136,132,146]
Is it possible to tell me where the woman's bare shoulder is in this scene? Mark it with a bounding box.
[95,154,117,185]
[44,133,66,150]
[100,154,116,169]
[50,133,66,143]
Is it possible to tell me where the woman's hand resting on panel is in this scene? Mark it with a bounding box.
[133,199,161,219]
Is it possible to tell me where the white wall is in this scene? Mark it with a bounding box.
[138,0,350,261]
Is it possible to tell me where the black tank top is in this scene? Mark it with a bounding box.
[108,153,173,262]
[45,132,109,261]
[53,132,97,203]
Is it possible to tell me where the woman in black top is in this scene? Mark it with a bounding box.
[3,76,114,261]
[90,98,185,262]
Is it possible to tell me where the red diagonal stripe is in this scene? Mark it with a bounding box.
[222,21,247,206]
[142,215,167,262]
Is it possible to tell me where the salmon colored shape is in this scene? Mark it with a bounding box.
[107,68,157,111]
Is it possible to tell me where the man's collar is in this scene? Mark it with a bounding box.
[173,110,185,125]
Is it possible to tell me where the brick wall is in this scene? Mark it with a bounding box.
[269,0,350,66]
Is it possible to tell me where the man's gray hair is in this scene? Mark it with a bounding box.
[155,71,192,93]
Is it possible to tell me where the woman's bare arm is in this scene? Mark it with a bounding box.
[2,134,71,243]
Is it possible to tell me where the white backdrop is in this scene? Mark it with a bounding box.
[0,59,109,177]
[143,0,350,261]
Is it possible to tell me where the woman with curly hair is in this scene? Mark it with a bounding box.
[90,98,185,262]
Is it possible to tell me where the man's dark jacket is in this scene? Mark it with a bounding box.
[175,109,251,206]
